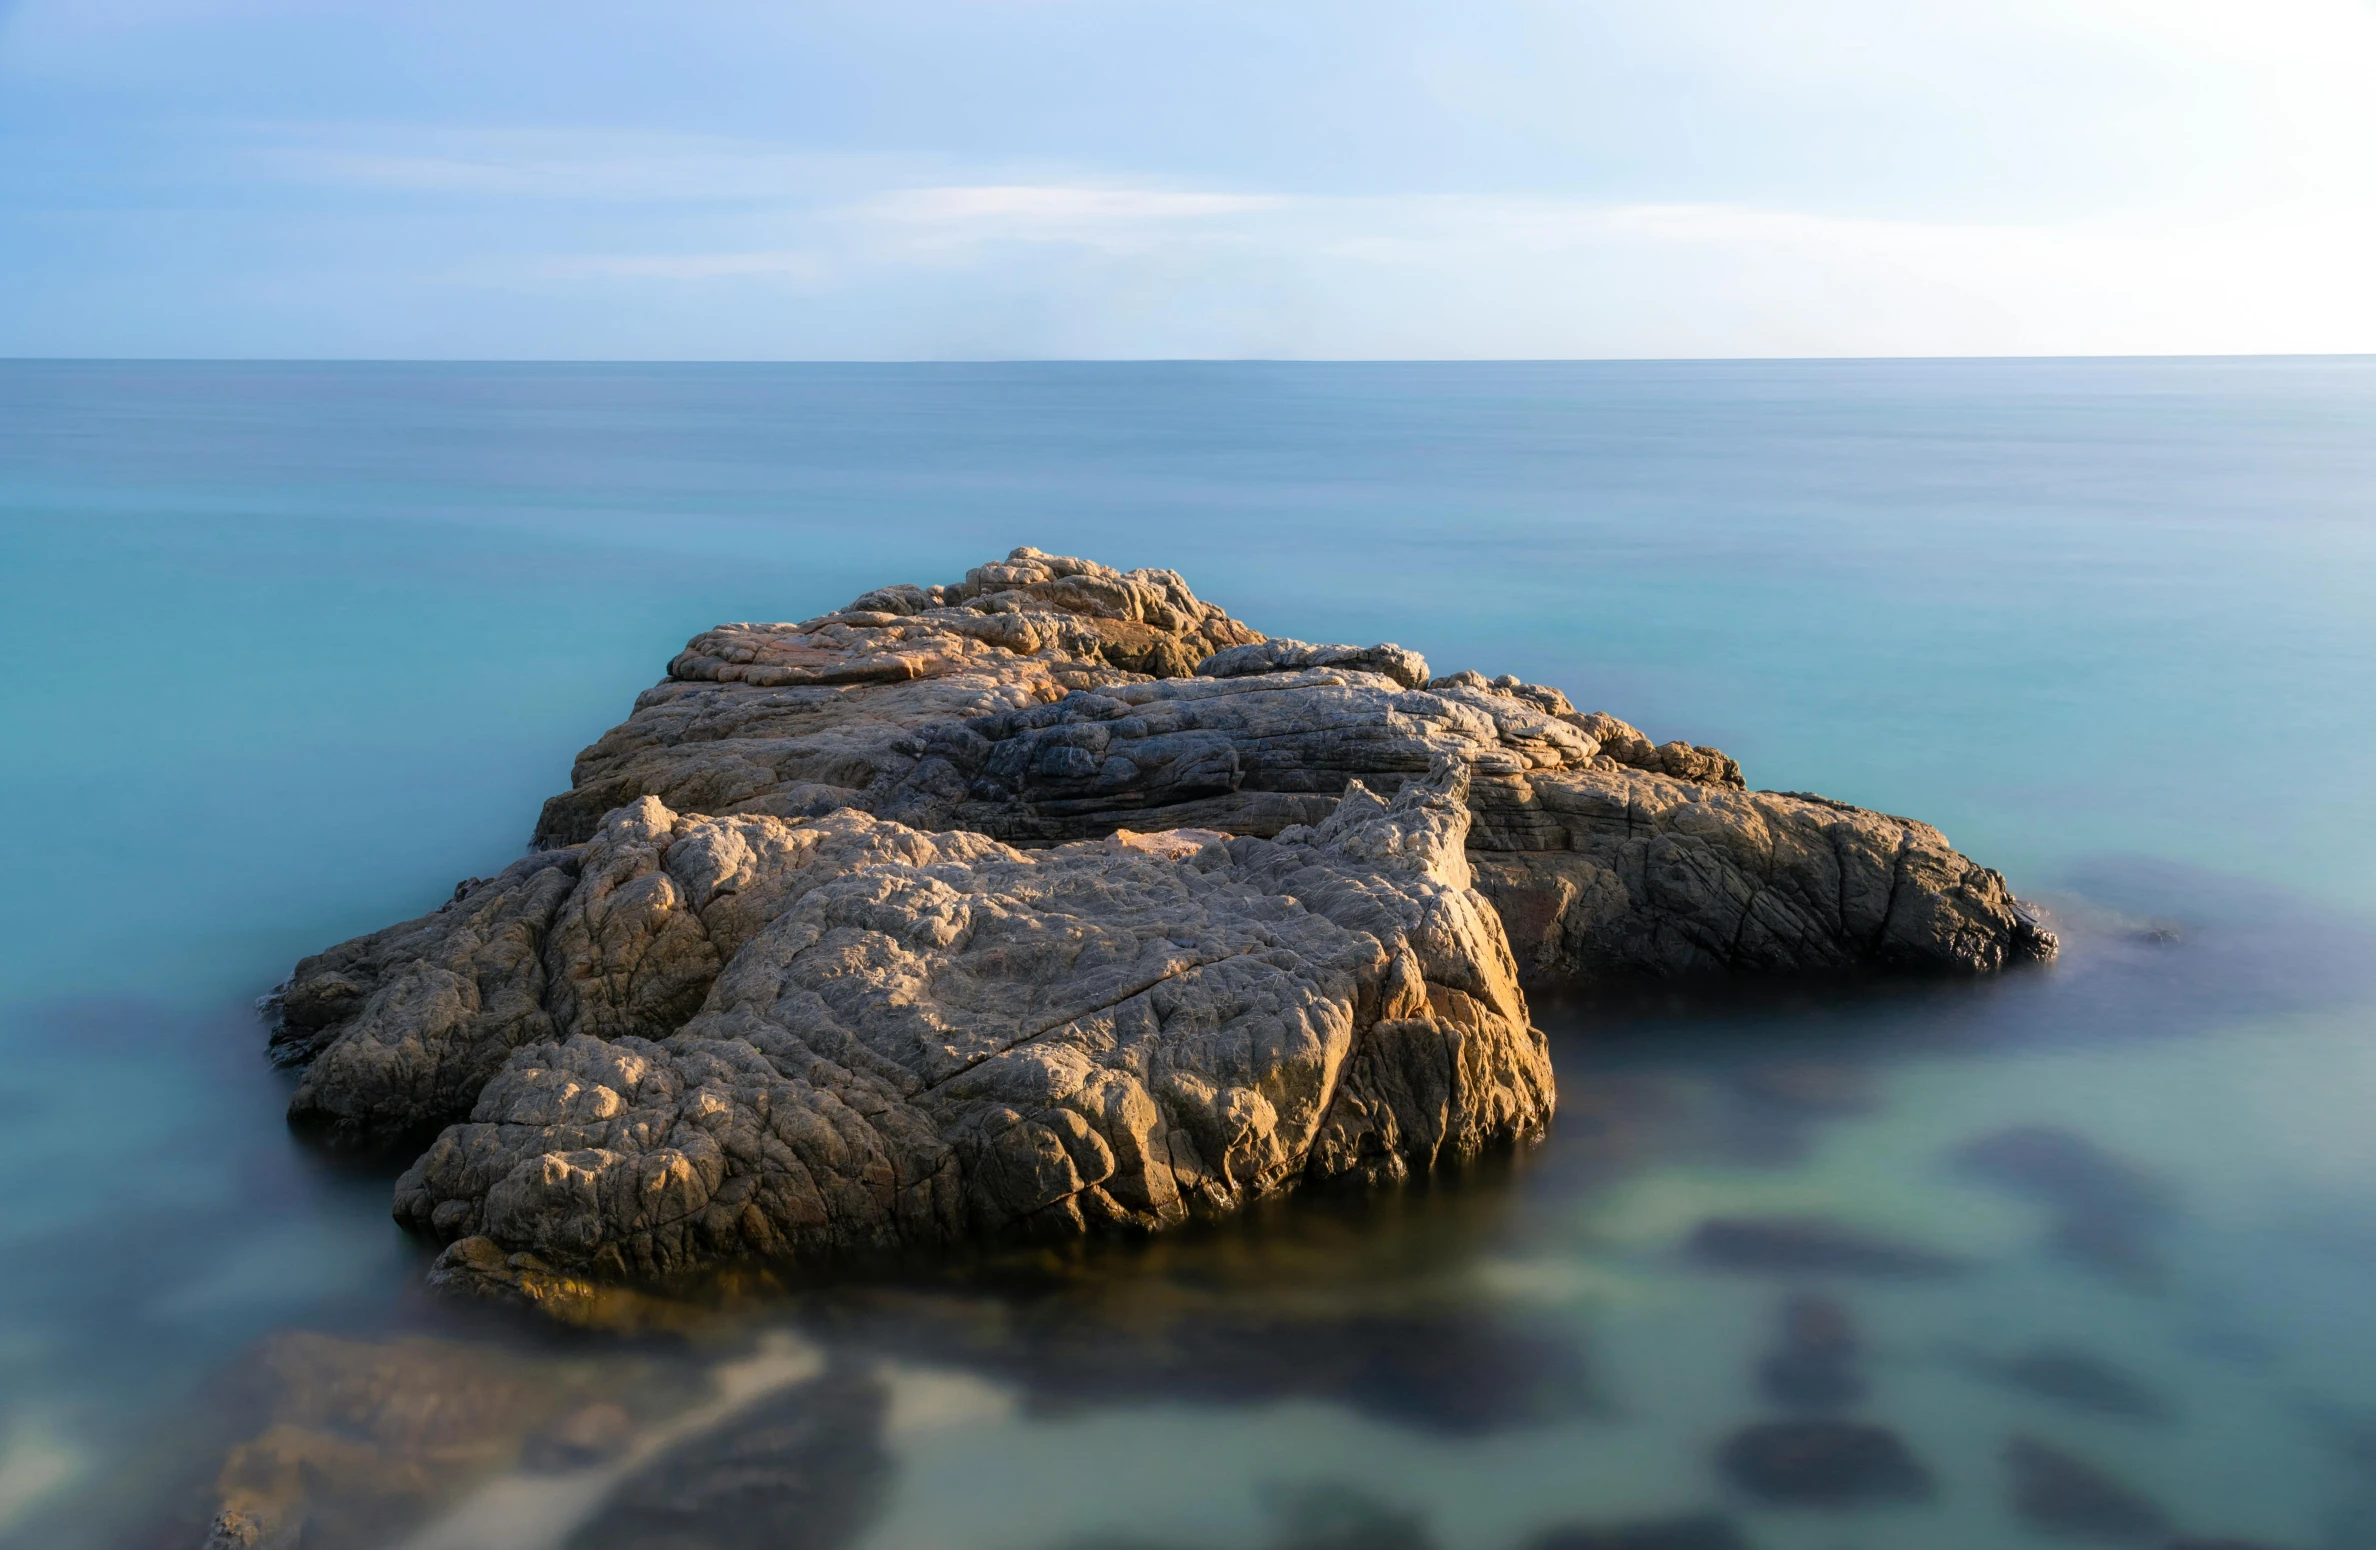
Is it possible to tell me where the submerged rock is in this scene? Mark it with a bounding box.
[1066,1481,1438,1550]
[1689,1217,1964,1278]
[1716,1419,1933,1505]
[1757,1293,1865,1411]
[1963,1345,2175,1424]
[566,1368,892,1550]
[2004,1436,2171,1542]
[192,1331,695,1550]
[1527,1513,1751,1550]
[269,550,2052,1292]
[1953,1125,2173,1289]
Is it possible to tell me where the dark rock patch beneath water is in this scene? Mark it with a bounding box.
[1527,1513,1751,1550]
[1068,1482,1437,1550]
[2004,1435,2171,1542]
[1953,1125,2174,1289]
[1716,1419,1932,1505]
[1690,1217,1963,1278]
[1757,1293,1864,1411]
[1962,1345,2174,1424]
[567,1369,892,1550]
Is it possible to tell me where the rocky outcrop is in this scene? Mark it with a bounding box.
[296,758,1550,1279]
[270,548,2051,1291]
[524,548,2052,983]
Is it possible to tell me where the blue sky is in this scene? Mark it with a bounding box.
[3,0,2373,358]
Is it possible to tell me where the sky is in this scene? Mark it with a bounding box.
[3,0,2375,359]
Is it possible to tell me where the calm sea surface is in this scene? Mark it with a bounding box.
[2,359,2374,1549]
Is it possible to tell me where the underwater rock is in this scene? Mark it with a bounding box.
[2004,1436,2171,1542]
[566,1368,892,1550]
[1952,1125,2173,1288]
[1527,1513,1752,1550]
[1689,1217,1964,1278]
[858,1291,1597,1437]
[270,549,2051,1292]
[193,1331,690,1550]
[1757,1293,1865,1411]
[1717,1419,1932,1505]
[1730,1061,1876,1118]
[1065,1481,1438,1550]
[1964,1345,2174,1424]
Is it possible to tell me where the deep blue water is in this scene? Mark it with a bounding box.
[2,359,2374,1549]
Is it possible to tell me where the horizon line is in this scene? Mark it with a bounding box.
[6,352,2375,368]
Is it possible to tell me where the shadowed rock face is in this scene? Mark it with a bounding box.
[270,548,2051,1291]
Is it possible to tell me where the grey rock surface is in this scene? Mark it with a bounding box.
[270,547,2053,1286]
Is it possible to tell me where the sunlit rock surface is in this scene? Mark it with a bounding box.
[269,548,2050,1290]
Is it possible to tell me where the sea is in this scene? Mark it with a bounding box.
[1,358,2373,1550]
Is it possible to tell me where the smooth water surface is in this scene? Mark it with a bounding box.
[2,359,2374,1549]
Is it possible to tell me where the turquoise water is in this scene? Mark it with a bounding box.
[2,359,2374,1548]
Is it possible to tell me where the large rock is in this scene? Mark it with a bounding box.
[523,547,2053,983]
[269,547,2052,1288]
[351,759,1551,1279]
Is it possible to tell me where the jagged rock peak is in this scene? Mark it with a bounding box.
[668,546,1264,689]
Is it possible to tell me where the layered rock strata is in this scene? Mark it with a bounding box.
[272,547,2051,1288]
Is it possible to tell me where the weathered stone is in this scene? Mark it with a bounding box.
[373,760,1549,1281]
[267,549,2053,1292]
[1716,1419,1932,1505]
[509,549,2051,984]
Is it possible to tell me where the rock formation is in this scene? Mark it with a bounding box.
[269,547,2052,1292]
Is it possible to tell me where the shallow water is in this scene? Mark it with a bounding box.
[2,359,2374,1549]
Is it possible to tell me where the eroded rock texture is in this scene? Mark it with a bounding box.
[272,547,2051,1287]
[298,759,1550,1279]
[522,547,2052,983]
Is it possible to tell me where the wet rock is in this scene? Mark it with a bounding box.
[2004,1436,2171,1542]
[566,1369,892,1550]
[1953,1125,2172,1289]
[1716,1420,1933,1505]
[1528,1513,1752,1550]
[1689,1217,1964,1278]
[428,1235,710,1334]
[1967,1345,2174,1424]
[1757,1293,1865,1411]
[522,1402,636,1471]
